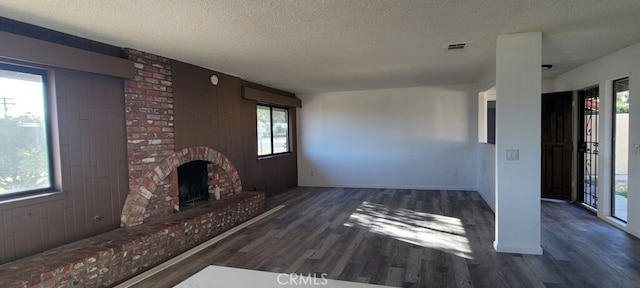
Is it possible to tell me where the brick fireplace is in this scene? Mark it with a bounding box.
[119,48,249,226]
[120,145,243,227]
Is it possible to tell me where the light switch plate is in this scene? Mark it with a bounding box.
[506,149,519,161]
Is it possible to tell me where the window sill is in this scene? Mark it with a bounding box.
[0,190,65,210]
[604,215,628,227]
[258,152,293,161]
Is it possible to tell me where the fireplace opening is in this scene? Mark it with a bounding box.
[178,160,209,206]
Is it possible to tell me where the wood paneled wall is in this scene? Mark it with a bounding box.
[172,61,297,196]
[0,32,297,265]
[0,69,128,264]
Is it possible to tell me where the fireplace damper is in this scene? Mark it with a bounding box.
[178,160,209,206]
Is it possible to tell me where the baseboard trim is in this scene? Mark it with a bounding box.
[115,204,286,287]
[298,183,478,191]
[493,241,543,255]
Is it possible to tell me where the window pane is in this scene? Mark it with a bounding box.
[0,66,51,196]
[612,77,629,222]
[272,107,289,154]
[257,105,272,156]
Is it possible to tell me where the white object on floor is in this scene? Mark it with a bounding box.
[174,265,395,288]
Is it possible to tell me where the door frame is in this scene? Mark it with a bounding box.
[541,91,574,201]
[577,86,600,210]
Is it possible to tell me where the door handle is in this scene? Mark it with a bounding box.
[578,141,587,153]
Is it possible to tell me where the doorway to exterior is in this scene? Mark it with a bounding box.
[541,91,573,201]
[578,86,600,210]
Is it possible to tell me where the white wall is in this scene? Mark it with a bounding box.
[551,41,640,238]
[297,85,478,190]
[478,143,496,211]
[542,77,554,94]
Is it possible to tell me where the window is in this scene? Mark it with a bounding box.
[612,77,629,222]
[257,104,290,157]
[0,63,53,198]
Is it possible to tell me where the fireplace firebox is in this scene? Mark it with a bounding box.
[178,160,210,206]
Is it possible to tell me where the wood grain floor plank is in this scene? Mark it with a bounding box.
[451,255,472,288]
[403,247,421,285]
[131,187,640,288]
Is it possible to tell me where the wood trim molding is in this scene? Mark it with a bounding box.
[0,31,134,78]
[244,86,302,107]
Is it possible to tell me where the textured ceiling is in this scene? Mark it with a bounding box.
[1,0,640,94]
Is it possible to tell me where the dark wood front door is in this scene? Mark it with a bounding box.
[542,91,573,200]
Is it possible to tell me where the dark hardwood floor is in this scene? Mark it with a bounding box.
[130,187,640,288]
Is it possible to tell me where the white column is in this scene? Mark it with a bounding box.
[494,32,543,255]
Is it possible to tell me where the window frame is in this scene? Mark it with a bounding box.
[0,62,56,200]
[257,103,292,158]
[611,76,629,222]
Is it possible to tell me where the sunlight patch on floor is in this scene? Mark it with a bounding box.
[344,202,473,259]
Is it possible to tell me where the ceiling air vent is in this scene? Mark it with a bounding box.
[446,42,467,50]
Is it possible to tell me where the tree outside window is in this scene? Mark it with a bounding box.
[0,64,52,197]
[257,105,290,157]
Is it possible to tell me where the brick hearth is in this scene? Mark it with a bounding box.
[0,191,265,287]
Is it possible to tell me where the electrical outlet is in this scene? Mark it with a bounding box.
[310,171,315,177]
[634,144,640,155]
[506,149,519,161]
